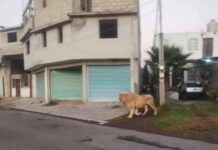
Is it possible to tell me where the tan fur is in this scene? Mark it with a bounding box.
[119,93,158,118]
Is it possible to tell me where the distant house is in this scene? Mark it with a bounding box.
[0,27,31,98]
[15,0,141,102]
[156,19,218,89]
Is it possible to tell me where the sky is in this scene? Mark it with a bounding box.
[0,0,218,61]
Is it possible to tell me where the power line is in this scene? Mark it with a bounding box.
[141,0,156,7]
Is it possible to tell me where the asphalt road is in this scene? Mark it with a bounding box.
[0,109,217,150]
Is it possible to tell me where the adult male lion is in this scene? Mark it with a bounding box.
[119,93,158,118]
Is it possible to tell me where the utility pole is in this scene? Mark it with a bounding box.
[158,0,165,105]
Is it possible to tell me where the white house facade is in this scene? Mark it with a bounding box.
[160,20,218,88]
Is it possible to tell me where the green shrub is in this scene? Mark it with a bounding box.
[168,86,179,92]
[207,90,218,101]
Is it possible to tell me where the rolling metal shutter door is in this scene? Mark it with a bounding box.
[51,69,82,100]
[36,72,45,98]
[88,65,130,101]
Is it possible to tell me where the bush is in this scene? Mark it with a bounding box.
[207,90,218,101]
[167,86,179,92]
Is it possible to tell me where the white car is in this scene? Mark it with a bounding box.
[179,82,205,100]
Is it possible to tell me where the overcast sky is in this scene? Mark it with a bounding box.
[0,0,218,60]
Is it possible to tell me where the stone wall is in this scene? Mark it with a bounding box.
[74,0,137,13]
[33,0,72,28]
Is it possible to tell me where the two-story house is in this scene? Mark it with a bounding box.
[158,19,218,89]
[0,27,31,98]
[21,0,140,103]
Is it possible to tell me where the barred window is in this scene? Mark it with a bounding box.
[187,69,199,82]
[22,74,29,87]
[188,38,198,51]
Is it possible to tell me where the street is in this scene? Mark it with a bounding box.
[0,109,218,150]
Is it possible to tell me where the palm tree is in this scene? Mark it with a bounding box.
[142,45,192,93]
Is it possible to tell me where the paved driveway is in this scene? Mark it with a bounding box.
[1,109,218,150]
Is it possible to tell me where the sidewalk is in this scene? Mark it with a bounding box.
[0,98,127,124]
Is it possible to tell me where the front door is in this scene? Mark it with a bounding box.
[13,79,21,97]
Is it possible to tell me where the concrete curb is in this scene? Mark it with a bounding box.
[5,107,108,125]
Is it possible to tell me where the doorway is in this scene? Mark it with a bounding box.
[12,79,21,97]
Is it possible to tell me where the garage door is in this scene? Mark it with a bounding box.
[88,65,130,101]
[36,72,45,98]
[51,69,82,100]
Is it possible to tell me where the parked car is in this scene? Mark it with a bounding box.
[179,82,205,100]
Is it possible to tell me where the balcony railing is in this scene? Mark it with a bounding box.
[23,0,34,25]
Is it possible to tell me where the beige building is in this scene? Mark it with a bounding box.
[20,0,140,102]
[0,27,31,98]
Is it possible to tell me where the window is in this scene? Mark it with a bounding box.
[42,0,47,8]
[188,38,198,51]
[22,74,29,87]
[42,31,47,47]
[26,41,30,55]
[8,32,17,43]
[203,38,213,57]
[58,26,63,43]
[99,19,118,38]
[187,68,200,82]
[81,0,92,12]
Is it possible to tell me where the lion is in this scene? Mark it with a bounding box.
[119,92,158,119]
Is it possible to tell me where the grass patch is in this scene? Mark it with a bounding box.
[192,102,218,116]
[155,104,193,128]
[107,101,218,143]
